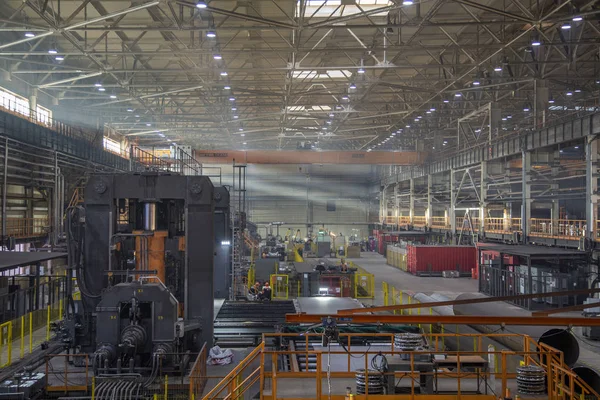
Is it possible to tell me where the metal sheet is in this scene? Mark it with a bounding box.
[294,297,363,315]
[0,251,67,271]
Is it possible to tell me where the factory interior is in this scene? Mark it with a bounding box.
[1,0,600,399]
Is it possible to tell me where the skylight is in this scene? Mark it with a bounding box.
[299,0,392,18]
[292,70,352,80]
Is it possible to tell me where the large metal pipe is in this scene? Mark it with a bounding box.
[452,293,580,367]
[143,202,157,231]
[572,366,600,394]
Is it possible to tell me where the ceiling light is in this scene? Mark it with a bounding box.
[110,95,117,99]
[443,99,449,103]
[572,16,583,22]
[231,107,237,111]
[523,107,530,112]
[146,123,151,126]
[575,146,579,149]
[172,142,177,146]
[55,56,64,61]
[531,39,541,46]
[229,97,235,101]
[455,93,462,97]
[566,91,573,96]
[207,30,216,38]
[94,83,102,87]
[135,115,140,117]
[98,87,106,92]
[342,95,349,100]
[414,118,419,122]
[417,116,422,119]
[127,109,133,112]
[403,0,414,4]
[502,117,507,121]
[224,86,231,90]
[213,54,222,60]
[561,23,571,30]
[220,71,228,76]
[575,88,581,93]
[239,128,244,131]
[241,133,245,136]
[48,49,57,54]
[548,98,555,104]
[326,120,332,124]
[242,142,247,145]
[233,115,239,119]
[357,68,365,74]
[349,83,356,89]
[560,150,564,153]
[426,111,431,114]
[406,125,410,128]
[507,115,512,119]
[329,113,334,117]
[158,133,165,137]
[473,80,480,86]
[322,127,327,130]
[24,32,35,38]
[392,132,396,136]
[494,66,503,72]
[196,1,207,8]
[430,107,436,111]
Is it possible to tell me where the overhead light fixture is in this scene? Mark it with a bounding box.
[531,39,541,46]
[572,16,583,22]
[196,1,207,8]
[207,30,216,38]
[94,83,102,87]
[473,80,480,86]
[322,127,327,130]
[158,133,165,137]
[426,111,431,114]
[575,88,581,93]
[239,128,244,131]
[220,71,228,76]
[494,66,503,72]
[146,123,152,127]
[455,93,462,97]
[523,106,530,112]
[502,117,507,121]
[430,107,436,111]
[566,91,573,96]
[342,95,349,100]
[224,86,231,90]
[55,56,64,61]
[213,54,222,60]
[406,125,410,128]
[326,120,332,124]
[414,118,419,122]
[135,114,140,117]
[575,146,579,149]
[172,142,177,146]
[357,67,365,74]
[561,23,571,30]
[548,98,555,104]
[110,95,117,99]
[233,115,239,119]
[507,115,512,119]
[229,97,235,101]
[231,107,237,111]
[241,133,245,136]
[349,83,356,89]
[443,99,449,103]
[403,0,414,4]
[329,113,334,117]
[392,132,396,136]
[242,142,247,145]
[48,49,57,54]
[127,109,133,112]
[24,32,35,38]
[98,87,106,92]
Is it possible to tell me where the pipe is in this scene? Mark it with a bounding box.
[572,366,600,394]
[143,202,156,231]
[453,292,580,367]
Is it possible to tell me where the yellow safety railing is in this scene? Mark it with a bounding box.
[385,216,396,224]
[189,344,208,399]
[431,216,449,229]
[270,274,289,300]
[247,265,256,290]
[0,217,49,238]
[530,218,586,239]
[382,281,389,306]
[398,215,411,225]
[412,215,427,227]
[0,296,64,368]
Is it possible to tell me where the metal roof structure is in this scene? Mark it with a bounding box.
[0,0,599,153]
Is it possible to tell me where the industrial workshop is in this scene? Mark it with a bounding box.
[0,0,600,399]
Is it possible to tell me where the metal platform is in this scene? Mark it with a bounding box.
[213,300,297,346]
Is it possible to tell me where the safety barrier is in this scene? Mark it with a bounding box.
[382,281,389,306]
[270,274,289,299]
[0,217,49,238]
[413,216,427,227]
[201,331,598,400]
[431,216,449,229]
[189,344,208,399]
[530,218,586,239]
[0,285,65,368]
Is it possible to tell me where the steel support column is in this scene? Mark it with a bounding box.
[521,150,531,243]
[551,150,560,236]
[586,137,598,240]
[427,174,432,227]
[409,178,415,225]
[394,182,399,228]
[480,161,487,236]
[450,169,456,233]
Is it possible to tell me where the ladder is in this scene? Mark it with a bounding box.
[457,210,476,245]
[231,164,248,299]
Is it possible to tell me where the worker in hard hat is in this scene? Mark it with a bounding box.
[262,281,272,301]
[340,258,349,272]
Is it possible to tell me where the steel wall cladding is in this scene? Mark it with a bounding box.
[406,245,476,277]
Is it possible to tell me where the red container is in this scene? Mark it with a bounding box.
[405,245,476,276]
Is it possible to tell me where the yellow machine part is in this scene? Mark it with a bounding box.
[134,230,168,284]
